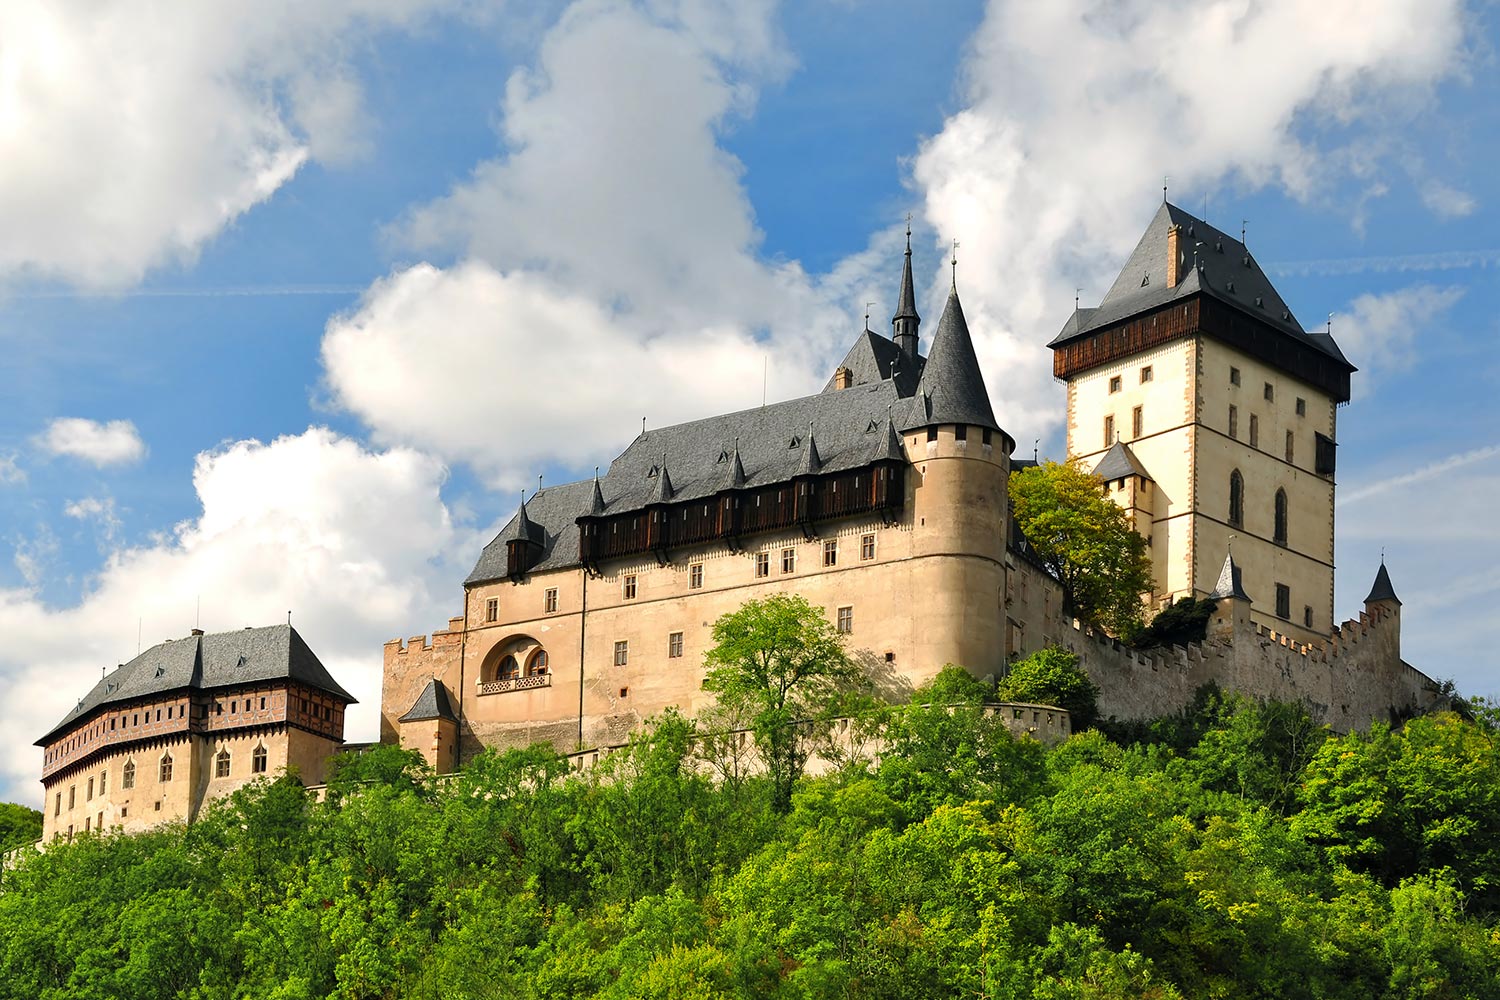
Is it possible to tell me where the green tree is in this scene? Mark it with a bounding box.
[0,802,41,854]
[999,647,1100,729]
[702,593,860,813]
[1010,460,1153,634]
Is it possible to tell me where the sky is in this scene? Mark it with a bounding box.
[0,0,1496,805]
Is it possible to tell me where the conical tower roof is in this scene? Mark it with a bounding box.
[498,493,544,546]
[1209,551,1252,602]
[646,453,674,504]
[584,474,607,517]
[795,425,822,477]
[893,230,919,324]
[1364,561,1401,606]
[712,441,747,492]
[907,287,999,431]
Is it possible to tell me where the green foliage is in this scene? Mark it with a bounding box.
[702,593,862,813]
[1130,596,1218,649]
[0,802,42,853]
[3,699,1500,999]
[999,647,1100,729]
[1010,460,1155,635]
[911,663,995,705]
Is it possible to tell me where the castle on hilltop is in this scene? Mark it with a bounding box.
[383,204,1440,770]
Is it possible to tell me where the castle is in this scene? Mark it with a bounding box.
[382,203,1438,771]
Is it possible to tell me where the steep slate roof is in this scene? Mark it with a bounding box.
[822,328,923,395]
[1209,552,1252,603]
[38,624,354,745]
[894,234,920,324]
[1364,562,1401,606]
[399,678,458,723]
[915,288,1000,431]
[1091,440,1153,483]
[1049,203,1353,372]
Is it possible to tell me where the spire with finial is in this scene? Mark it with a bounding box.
[1209,549,1252,602]
[892,213,920,360]
[647,451,673,504]
[585,466,606,517]
[950,239,960,289]
[795,422,822,477]
[714,438,747,492]
[1364,558,1401,607]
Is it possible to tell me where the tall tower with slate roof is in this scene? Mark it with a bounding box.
[1050,202,1356,643]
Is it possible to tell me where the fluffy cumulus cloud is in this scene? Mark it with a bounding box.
[910,0,1469,446]
[35,418,147,467]
[0,0,467,289]
[1331,284,1465,378]
[325,0,889,485]
[0,428,465,802]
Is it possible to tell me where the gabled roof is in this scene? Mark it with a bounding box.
[1091,440,1153,483]
[822,328,923,395]
[38,624,354,745]
[1049,203,1353,373]
[910,287,1000,432]
[399,679,458,724]
[1364,562,1401,606]
[1208,552,1252,603]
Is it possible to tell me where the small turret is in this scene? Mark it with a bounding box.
[1208,550,1252,642]
[1364,560,1401,608]
[892,222,920,361]
[1362,559,1402,658]
[908,284,999,432]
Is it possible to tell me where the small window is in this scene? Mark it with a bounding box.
[1264,382,1274,402]
[544,588,558,613]
[755,552,769,578]
[1230,366,1241,386]
[823,539,838,566]
[160,754,173,783]
[1140,365,1153,383]
[982,428,992,446]
[1229,470,1244,528]
[69,786,75,809]
[781,548,796,574]
[1285,430,1294,463]
[623,575,637,600]
[122,760,135,789]
[836,606,853,634]
[527,650,548,676]
[1228,405,1238,439]
[1315,432,1337,476]
[1303,606,1314,629]
[87,777,94,801]
[860,534,876,560]
[99,769,106,795]
[230,700,237,714]
[54,793,60,816]
[926,427,938,443]
[1274,488,1288,546]
[689,563,703,589]
[1103,415,1115,446]
[215,749,230,779]
[498,655,520,680]
[614,641,628,666]
[97,811,103,831]
[668,632,684,658]
[252,745,268,774]
[954,425,967,442]
[485,598,498,622]
[1275,584,1291,620]
[259,697,266,711]
[1109,375,1122,393]
[1249,414,1259,448]
[1295,397,1306,417]
[1132,406,1143,439]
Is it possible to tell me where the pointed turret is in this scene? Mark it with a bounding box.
[582,469,607,518]
[713,441,747,492]
[1364,561,1401,607]
[499,491,545,580]
[878,414,905,463]
[1209,550,1252,602]
[892,223,920,360]
[498,493,544,547]
[795,425,822,477]
[647,453,674,505]
[908,286,999,431]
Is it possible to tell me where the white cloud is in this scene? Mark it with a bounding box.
[1420,180,1477,219]
[63,497,122,545]
[909,0,1468,449]
[0,0,466,289]
[35,418,147,467]
[0,427,466,803]
[1331,284,1465,376]
[0,455,22,485]
[12,525,58,589]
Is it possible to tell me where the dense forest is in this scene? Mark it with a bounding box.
[3,670,1498,999]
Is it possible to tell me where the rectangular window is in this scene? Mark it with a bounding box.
[836,606,853,633]
[668,632,683,658]
[544,588,558,613]
[613,640,628,666]
[781,548,796,573]
[1275,584,1291,620]
[1285,430,1295,463]
[1103,414,1114,447]
[99,769,106,795]
[1108,375,1122,393]
[87,777,94,801]
[689,563,703,589]
[1140,365,1153,383]
[1230,366,1241,386]
[1264,382,1275,401]
[1296,397,1306,416]
[1249,414,1259,448]
[1131,406,1143,439]
[1228,405,1238,439]
[954,424,967,442]
[485,597,498,622]
[755,552,769,577]
[1315,432,1337,476]
[823,539,838,566]
[982,428,992,446]
[861,533,876,560]
[54,793,60,816]
[68,786,75,809]
[926,427,938,442]
[1304,606,1314,629]
[623,575,637,600]
[96,812,102,831]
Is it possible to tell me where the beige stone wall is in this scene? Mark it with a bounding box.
[381,622,464,744]
[400,716,458,773]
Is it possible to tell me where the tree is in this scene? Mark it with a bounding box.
[1010,460,1154,634]
[0,802,41,854]
[702,593,860,813]
[999,647,1100,729]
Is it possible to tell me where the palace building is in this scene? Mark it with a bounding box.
[383,205,1437,768]
[37,624,353,841]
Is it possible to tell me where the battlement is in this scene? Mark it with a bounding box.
[384,623,465,655]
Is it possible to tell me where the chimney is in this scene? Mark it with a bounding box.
[191,628,204,637]
[1166,224,1181,287]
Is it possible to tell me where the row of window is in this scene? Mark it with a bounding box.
[610,605,857,668]
[1272,583,1314,628]
[47,694,285,766]
[496,650,549,680]
[52,746,271,816]
[1106,365,1154,393]
[1228,366,1307,417]
[1227,471,1289,545]
[1228,404,1303,463]
[1101,406,1146,447]
[923,425,993,445]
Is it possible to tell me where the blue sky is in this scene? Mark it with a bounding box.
[0,0,1495,803]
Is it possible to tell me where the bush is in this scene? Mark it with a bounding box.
[999,647,1100,729]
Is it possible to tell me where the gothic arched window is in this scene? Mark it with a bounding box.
[122,759,136,789]
[498,655,520,680]
[1229,470,1244,528]
[1274,488,1288,546]
[252,745,268,774]
[215,748,231,779]
[159,753,173,783]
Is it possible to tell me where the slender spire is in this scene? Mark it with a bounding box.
[795,423,822,477]
[584,467,606,517]
[714,439,747,492]
[647,451,674,504]
[1364,560,1401,606]
[892,215,920,360]
[909,284,999,431]
[1209,550,1252,602]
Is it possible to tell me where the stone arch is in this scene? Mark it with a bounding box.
[480,634,547,683]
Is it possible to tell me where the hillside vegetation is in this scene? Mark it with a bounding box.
[3,680,1499,999]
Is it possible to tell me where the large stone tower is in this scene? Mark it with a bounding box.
[1049,203,1356,643]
